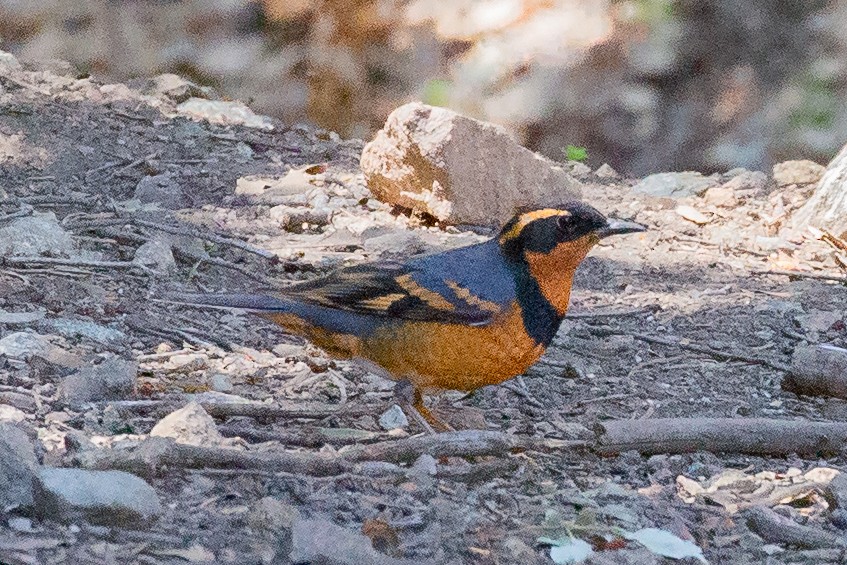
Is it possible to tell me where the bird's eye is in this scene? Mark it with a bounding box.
[556,215,571,231]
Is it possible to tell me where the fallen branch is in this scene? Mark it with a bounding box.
[218,424,384,447]
[753,269,847,284]
[73,436,349,477]
[588,327,790,372]
[744,506,847,549]
[202,401,374,421]
[104,398,375,421]
[340,430,583,464]
[597,418,847,456]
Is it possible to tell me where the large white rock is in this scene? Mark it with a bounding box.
[360,102,581,226]
[792,146,847,237]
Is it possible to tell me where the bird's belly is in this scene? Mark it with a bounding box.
[363,304,546,391]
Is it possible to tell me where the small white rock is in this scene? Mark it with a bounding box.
[210,374,233,393]
[150,402,226,447]
[675,205,710,225]
[378,404,409,431]
[595,163,621,179]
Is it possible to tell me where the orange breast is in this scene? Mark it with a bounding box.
[360,303,545,392]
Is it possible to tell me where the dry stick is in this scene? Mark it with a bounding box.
[218,424,383,448]
[596,418,847,456]
[90,217,279,262]
[565,307,655,319]
[102,398,377,421]
[822,229,847,253]
[199,255,276,286]
[124,321,211,349]
[202,401,374,421]
[19,195,99,208]
[340,430,583,464]
[2,256,152,274]
[74,436,349,477]
[753,269,847,284]
[744,506,847,549]
[108,151,159,178]
[588,327,791,372]
[501,381,544,408]
[72,431,578,477]
[0,205,33,223]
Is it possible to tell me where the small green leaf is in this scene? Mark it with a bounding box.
[564,145,588,163]
[623,528,707,563]
[422,79,451,107]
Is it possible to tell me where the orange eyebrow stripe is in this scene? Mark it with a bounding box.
[395,274,456,311]
[499,209,570,244]
[445,280,501,313]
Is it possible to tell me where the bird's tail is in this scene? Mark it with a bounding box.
[163,292,291,312]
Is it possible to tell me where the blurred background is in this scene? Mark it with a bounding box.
[0,0,844,176]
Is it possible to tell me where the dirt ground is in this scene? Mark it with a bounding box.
[2,55,847,564]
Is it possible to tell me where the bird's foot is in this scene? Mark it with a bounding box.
[393,380,453,434]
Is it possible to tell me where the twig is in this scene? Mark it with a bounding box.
[822,229,847,253]
[0,205,33,223]
[84,161,125,177]
[109,151,159,178]
[81,217,278,262]
[753,269,847,284]
[565,307,655,319]
[137,348,198,362]
[0,270,30,284]
[501,380,544,408]
[2,256,152,274]
[199,256,276,286]
[574,393,634,407]
[587,327,790,372]
[597,418,847,456]
[19,194,98,207]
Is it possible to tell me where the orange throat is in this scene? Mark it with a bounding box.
[524,236,596,316]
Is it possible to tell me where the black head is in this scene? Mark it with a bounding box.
[498,202,645,258]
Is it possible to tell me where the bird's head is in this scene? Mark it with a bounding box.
[498,203,645,302]
[499,202,645,260]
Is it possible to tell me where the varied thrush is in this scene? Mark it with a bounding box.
[173,202,645,432]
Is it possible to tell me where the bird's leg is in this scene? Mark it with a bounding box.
[393,380,452,434]
[413,388,454,433]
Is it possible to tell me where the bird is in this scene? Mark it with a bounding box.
[171,202,645,432]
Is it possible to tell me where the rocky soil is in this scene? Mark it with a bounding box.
[2,52,847,564]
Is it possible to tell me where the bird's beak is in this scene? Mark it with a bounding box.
[596,218,647,239]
